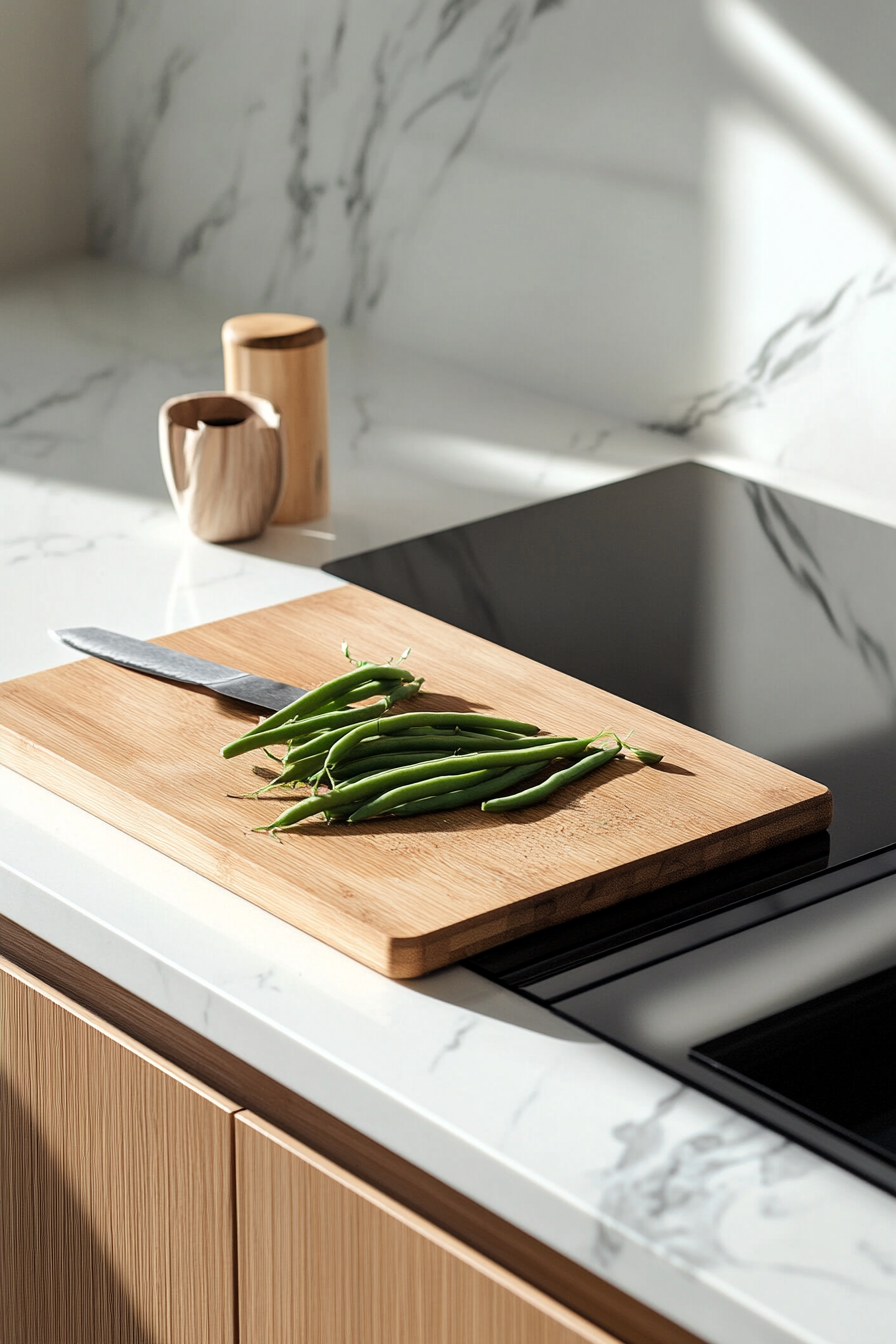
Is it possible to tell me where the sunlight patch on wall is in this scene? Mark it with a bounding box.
[699,0,896,463]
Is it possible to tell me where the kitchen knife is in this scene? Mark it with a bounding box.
[51,627,307,712]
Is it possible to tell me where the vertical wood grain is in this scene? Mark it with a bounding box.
[223,316,330,524]
[236,1110,622,1344]
[0,911,704,1344]
[0,955,237,1344]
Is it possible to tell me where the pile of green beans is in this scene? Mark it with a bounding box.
[221,649,663,832]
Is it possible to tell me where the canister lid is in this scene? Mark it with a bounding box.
[222,313,325,349]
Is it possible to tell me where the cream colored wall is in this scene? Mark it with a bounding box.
[0,0,87,272]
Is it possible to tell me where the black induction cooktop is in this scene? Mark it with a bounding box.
[325,461,896,1193]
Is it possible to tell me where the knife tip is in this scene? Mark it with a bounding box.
[49,627,81,648]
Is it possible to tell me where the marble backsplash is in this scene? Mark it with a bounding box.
[88,0,896,501]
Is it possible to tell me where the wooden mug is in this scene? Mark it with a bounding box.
[159,392,282,543]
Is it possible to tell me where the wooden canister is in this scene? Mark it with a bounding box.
[222,313,329,524]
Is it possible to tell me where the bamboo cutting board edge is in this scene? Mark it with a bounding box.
[0,587,833,977]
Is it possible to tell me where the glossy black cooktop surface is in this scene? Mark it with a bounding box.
[326,462,896,975]
[326,462,896,1191]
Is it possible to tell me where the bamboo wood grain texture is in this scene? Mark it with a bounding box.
[0,585,832,977]
[0,954,238,1344]
[223,313,329,523]
[236,1110,622,1344]
[0,913,705,1344]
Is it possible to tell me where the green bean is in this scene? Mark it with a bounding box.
[455,726,522,741]
[221,676,423,759]
[285,679,423,742]
[437,728,530,743]
[379,727,525,743]
[482,745,621,812]
[339,733,578,768]
[281,725,359,764]
[323,803,359,821]
[347,767,501,823]
[256,737,597,831]
[221,721,309,758]
[222,717,313,758]
[323,712,541,771]
[339,732,473,754]
[230,663,416,747]
[384,712,540,733]
[338,732,522,761]
[323,676,421,709]
[274,717,534,777]
[384,676,424,705]
[323,680,389,705]
[281,697,394,740]
[233,725,338,768]
[388,763,544,817]
[329,751,459,780]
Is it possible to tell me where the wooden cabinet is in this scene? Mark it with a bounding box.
[0,955,237,1344]
[235,1110,619,1344]
[0,937,690,1344]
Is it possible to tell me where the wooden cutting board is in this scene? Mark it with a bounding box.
[0,585,831,977]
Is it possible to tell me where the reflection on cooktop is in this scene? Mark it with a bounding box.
[326,462,896,867]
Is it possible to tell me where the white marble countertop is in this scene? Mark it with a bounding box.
[3,260,896,1344]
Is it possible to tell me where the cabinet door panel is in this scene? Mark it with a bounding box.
[0,956,237,1344]
[236,1110,621,1344]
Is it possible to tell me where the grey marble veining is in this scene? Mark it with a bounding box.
[87,0,896,507]
[591,1092,789,1273]
[650,263,896,439]
[90,0,564,321]
[0,260,678,569]
[87,0,710,418]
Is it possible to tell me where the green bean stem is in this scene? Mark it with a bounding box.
[482,745,621,813]
[225,722,334,763]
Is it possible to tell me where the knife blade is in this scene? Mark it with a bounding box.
[51,627,307,713]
